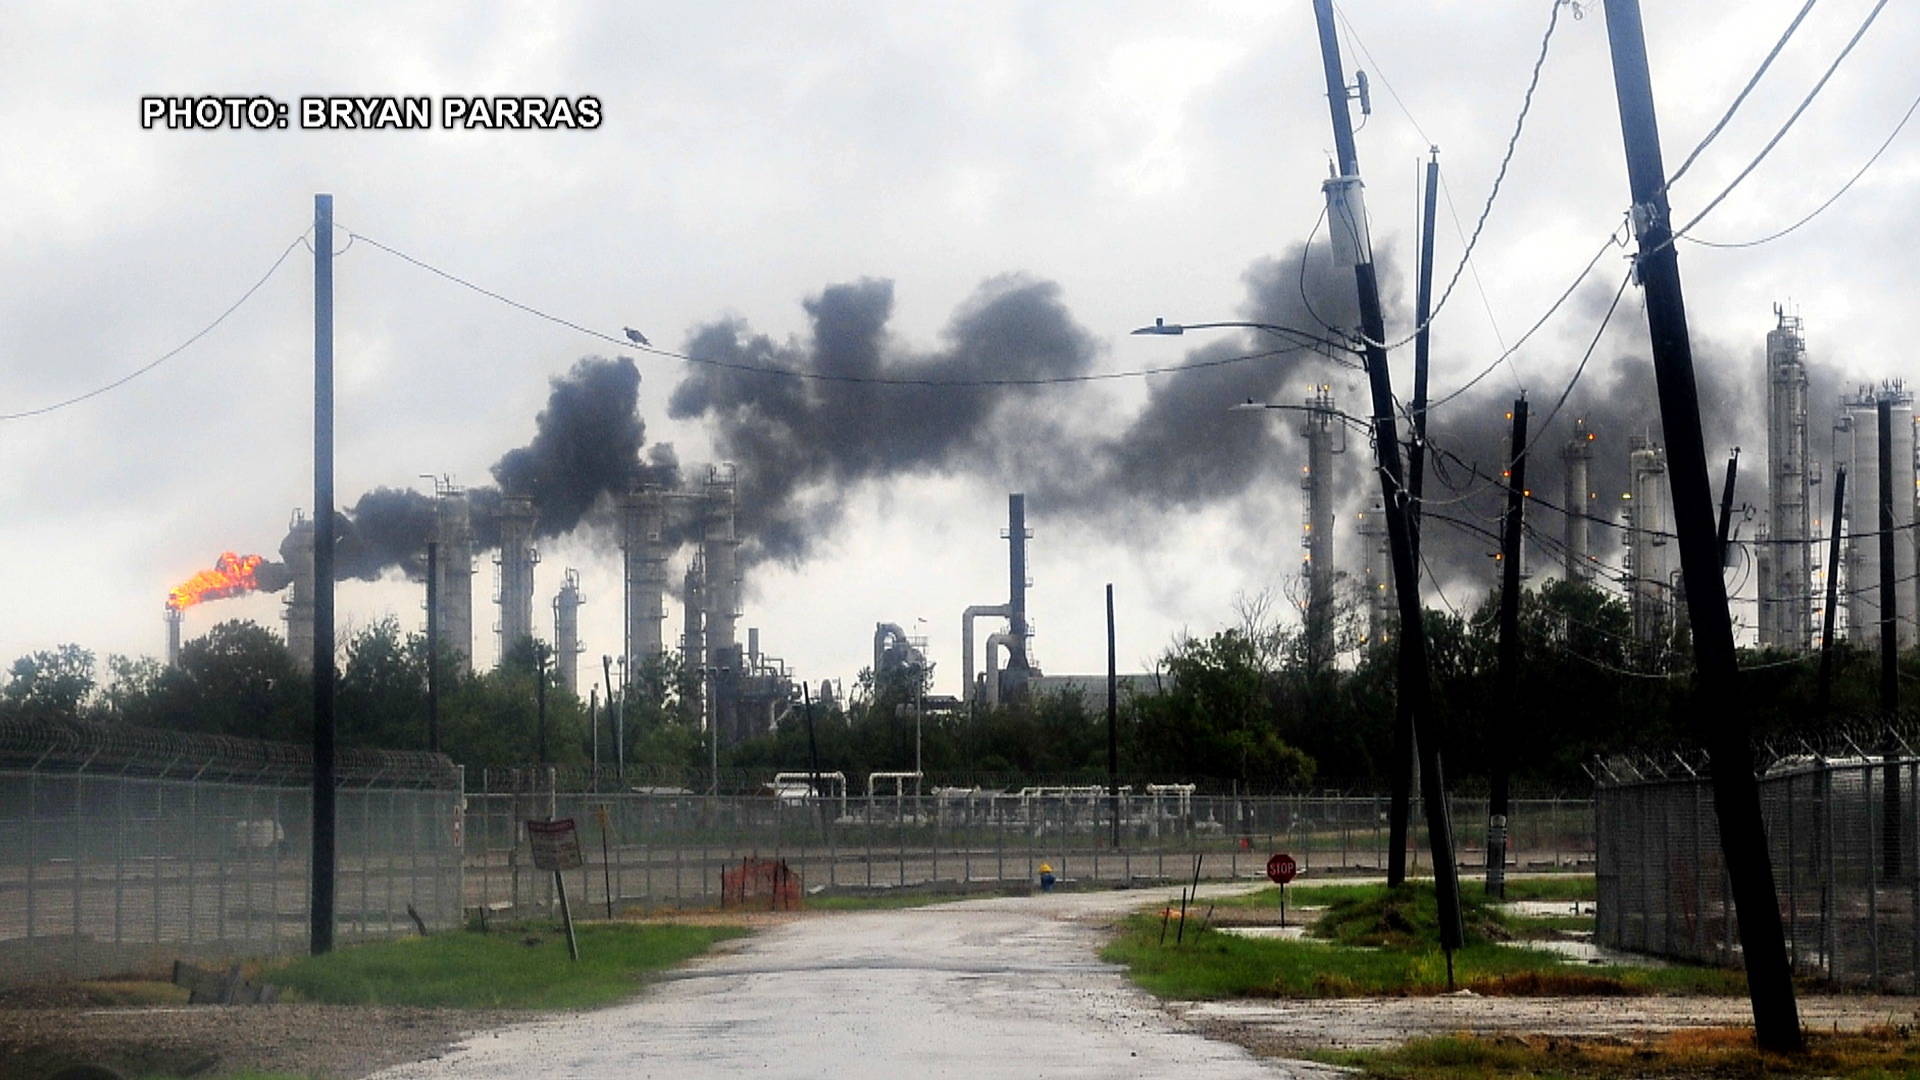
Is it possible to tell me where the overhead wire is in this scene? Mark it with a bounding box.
[1662,0,1822,190]
[342,226,1339,388]
[0,233,310,422]
[1686,84,1920,249]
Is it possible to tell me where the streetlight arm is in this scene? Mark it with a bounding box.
[1132,317,1360,357]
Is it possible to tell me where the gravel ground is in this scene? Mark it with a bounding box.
[0,1002,517,1080]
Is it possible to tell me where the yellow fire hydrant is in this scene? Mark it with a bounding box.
[1038,862,1056,892]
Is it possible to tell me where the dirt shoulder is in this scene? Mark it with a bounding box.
[1171,994,1920,1058]
[0,1002,520,1080]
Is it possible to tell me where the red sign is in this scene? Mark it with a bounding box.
[1266,853,1298,884]
[527,818,583,871]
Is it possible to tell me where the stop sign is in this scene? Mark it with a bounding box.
[1266,853,1297,884]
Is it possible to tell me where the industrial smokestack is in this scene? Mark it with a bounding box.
[682,557,705,717]
[701,466,741,672]
[1005,494,1032,671]
[1562,419,1595,583]
[284,511,315,673]
[553,569,583,696]
[1302,386,1340,667]
[494,492,537,665]
[431,484,475,676]
[622,487,669,675]
[165,607,183,668]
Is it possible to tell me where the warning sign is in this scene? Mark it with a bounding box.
[1266,853,1298,884]
[527,818,583,871]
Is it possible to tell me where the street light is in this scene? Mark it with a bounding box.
[1131,317,1359,356]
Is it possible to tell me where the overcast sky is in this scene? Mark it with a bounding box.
[4,1,1917,703]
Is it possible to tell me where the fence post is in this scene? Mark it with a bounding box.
[185,778,197,946]
[72,774,85,973]
[113,775,126,951]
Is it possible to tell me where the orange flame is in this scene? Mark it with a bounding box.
[167,552,266,611]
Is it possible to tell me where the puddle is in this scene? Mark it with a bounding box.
[1501,900,1594,918]
[1524,936,1670,967]
[1215,925,1313,941]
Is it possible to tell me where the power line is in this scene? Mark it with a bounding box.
[1663,0,1822,190]
[342,226,1337,388]
[1356,0,1571,352]
[1671,0,1892,242]
[1686,84,1920,249]
[0,233,309,422]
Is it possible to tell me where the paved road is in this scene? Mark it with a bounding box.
[372,885,1316,1079]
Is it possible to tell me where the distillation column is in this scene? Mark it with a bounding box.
[1356,498,1392,647]
[1625,437,1671,647]
[283,510,315,673]
[1302,385,1340,666]
[432,484,475,675]
[553,569,583,696]
[1763,308,1814,649]
[1562,420,1595,582]
[622,487,670,675]
[495,492,538,665]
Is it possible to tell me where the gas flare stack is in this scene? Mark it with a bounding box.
[164,606,183,667]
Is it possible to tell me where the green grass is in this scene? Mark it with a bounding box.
[1100,913,1745,1000]
[1215,875,1595,912]
[266,922,747,1009]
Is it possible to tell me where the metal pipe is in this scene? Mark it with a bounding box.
[961,604,1010,704]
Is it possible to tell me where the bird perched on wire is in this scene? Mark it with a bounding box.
[624,327,651,347]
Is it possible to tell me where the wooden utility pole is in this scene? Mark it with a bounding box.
[1817,467,1848,716]
[1600,0,1801,1049]
[1488,399,1528,901]
[310,193,337,956]
[1880,399,1901,879]
[1310,0,1464,957]
[1389,149,1441,888]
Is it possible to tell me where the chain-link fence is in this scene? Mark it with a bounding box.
[0,718,464,986]
[1596,751,1920,990]
[467,769,1595,914]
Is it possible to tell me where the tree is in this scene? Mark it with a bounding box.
[1,643,98,720]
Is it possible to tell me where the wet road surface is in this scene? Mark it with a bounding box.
[371,885,1314,1079]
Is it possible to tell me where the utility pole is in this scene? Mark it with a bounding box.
[1488,398,1528,901]
[1601,0,1801,1050]
[1880,399,1901,880]
[1310,0,1464,961]
[1108,583,1119,850]
[1717,452,1739,565]
[601,655,618,780]
[426,540,439,754]
[1817,468,1847,717]
[535,643,549,765]
[1390,148,1441,888]
[310,192,336,957]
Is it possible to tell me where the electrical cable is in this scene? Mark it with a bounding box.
[1663,0,1822,190]
[341,226,1334,388]
[0,233,309,422]
[1354,0,1570,352]
[1686,84,1920,249]
[1670,0,1892,243]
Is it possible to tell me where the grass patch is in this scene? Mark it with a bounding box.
[1219,875,1595,912]
[1313,1027,1920,1079]
[267,922,746,1009]
[1310,884,1513,948]
[1100,913,1746,1001]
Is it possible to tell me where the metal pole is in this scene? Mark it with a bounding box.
[1488,399,1528,900]
[1880,399,1902,880]
[536,646,549,765]
[1818,468,1848,716]
[426,540,439,754]
[1107,583,1119,850]
[310,192,337,956]
[1600,0,1801,1048]
[1717,452,1739,564]
[1390,149,1440,888]
[1310,0,1463,955]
